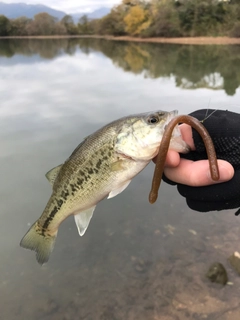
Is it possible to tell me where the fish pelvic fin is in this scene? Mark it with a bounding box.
[20,222,57,265]
[74,206,96,236]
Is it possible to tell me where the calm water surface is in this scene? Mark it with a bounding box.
[1,38,240,320]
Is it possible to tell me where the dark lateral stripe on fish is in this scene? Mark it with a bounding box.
[41,204,61,232]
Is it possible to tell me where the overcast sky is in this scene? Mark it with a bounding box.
[3,0,121,13]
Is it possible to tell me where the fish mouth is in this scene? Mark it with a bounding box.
[164,110,190,154]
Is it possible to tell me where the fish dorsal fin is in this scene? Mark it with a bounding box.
[107,180,131,199]
[45,164,63,187]
[74,206,96,236]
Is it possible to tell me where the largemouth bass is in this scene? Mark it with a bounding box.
[20,110,189,265]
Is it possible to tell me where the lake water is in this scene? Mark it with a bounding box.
[1,38,240,320]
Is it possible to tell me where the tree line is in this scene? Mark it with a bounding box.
[0,13,82,36]
[1,0,240,37]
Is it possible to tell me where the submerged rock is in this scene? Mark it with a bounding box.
[206,262,228,285]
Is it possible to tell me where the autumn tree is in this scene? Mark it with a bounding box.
[124,5,150,35]
[26,13,57,35]
[123,0,134,5]
[54,22,67,35]
[122,0,142,6]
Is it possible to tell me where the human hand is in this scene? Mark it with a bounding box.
[162,124,234,186]
[157,109,240,213]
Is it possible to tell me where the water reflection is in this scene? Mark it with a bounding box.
[1,38,240,95]
[1,38,240,320]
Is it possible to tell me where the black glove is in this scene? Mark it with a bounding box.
[163,109,240,214]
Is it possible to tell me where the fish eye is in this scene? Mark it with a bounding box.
[147,116,159,124]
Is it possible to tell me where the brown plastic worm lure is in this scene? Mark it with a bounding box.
[149,115,220,204]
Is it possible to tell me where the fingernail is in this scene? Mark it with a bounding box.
[216,163,234,182]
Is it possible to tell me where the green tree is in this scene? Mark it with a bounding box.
[61,15,78,35]
[177,0,231,36]
[147,1,182,37]
[97,7,126,35]
[9,17,30,36]
[0,15,10,36]
[78,15,90,34]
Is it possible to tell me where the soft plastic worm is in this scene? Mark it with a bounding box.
[149,115,220,204]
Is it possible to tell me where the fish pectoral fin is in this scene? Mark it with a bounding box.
[45,164,63,187]
[110,159,127,172]
[74,206,96,236]
[108,180,131,199]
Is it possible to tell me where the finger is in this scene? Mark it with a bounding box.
[165,150,181,167]
[179,124,195,150]
[152,124,193,166]
[164,159,234,186]
[152,150,180,167]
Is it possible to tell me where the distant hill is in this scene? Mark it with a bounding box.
[0,2,111,21]
[71,7,111,23]
[0,2,66,19]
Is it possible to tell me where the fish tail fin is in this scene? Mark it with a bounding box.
[20,222,57,265]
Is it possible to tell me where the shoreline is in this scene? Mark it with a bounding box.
[0,35,240,45]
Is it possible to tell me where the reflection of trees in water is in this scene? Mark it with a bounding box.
[1,38,240,96]
[0,39,77,59]
[176,73,224,90]
[78,40,240,96]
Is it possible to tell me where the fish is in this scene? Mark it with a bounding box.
[20,110,189,265]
